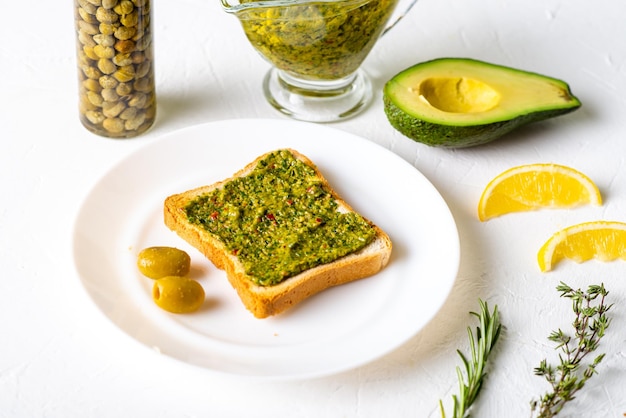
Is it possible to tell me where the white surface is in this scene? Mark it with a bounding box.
[2,0,625,416]
[72,119,459,380]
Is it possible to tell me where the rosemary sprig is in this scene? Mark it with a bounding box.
[530,281,612,418]
[439,299,502,418]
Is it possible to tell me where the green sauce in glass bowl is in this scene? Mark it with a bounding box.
[238,0,398,81]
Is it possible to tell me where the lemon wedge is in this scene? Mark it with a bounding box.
[538,221,626,272]
[478,164,602,221]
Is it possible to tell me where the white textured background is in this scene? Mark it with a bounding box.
[1,0,625,417]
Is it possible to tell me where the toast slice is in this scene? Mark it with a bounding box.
[164,149,392,318]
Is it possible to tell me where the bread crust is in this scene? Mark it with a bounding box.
[163,149,392,318]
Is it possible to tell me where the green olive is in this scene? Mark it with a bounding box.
[137,246,191,279]
[152,276,205,314]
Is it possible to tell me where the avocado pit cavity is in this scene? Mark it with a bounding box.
[419,77,500,113]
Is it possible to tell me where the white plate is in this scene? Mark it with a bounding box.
[72,119,459,380]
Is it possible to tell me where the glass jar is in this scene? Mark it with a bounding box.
[74,0,156,138]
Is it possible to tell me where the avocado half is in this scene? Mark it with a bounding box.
[383,58,582,148]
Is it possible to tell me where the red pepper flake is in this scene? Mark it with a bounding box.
[232,249,239,255]
[267,213,276,221]
[210,211,219,220]
[316,217,322,223]
[286,199,293,205]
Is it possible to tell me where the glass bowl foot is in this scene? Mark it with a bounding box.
[262,68,373,123]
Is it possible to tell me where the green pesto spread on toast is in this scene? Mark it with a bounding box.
[184,150,376,286]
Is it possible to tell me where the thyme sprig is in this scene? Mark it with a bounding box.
[439,299,502,418]
[530,282,612,418]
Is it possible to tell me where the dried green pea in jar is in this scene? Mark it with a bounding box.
[74,0,156,138]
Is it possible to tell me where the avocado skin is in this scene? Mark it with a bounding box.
[383,95,581,148]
